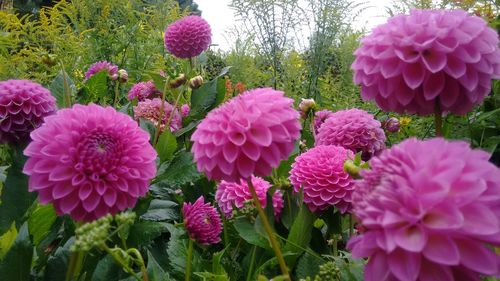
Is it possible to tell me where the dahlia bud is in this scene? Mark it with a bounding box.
[382,117,400,133]
[299,98,316,118]
[189,75,204,89]
[299,139,307,152]
[169,73,186,89]
[72,214,113,251]
[118,69,128,83]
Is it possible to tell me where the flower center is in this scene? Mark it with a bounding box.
[76,129,122,179]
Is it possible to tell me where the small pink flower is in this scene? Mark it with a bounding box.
[164,16,212,59]
[181,104,190,117]
[0,79,56,143]
[191,88,301,182]
[182,196,222,245]
[348,138,500,280]
[127,81,159,101]
[23,104,157,222]
[133,98,182,132]
[216,176,284,219]
[289,145,354,213]
[84,61,119,81]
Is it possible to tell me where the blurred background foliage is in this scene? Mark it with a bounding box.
[0,0,499,160]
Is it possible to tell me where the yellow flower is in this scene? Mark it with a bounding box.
[399,117,412,126]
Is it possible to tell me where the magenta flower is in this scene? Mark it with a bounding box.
[182,196,222,245]
[0,80,56,143]
[382,117,400,133]
[316,109,386,160]
[191,88,301,182]
[23,104,157,222]
[164,15,212,59]
[133,98,182,132]
[352,9,500,115]
[348,138,500,281]
[313,109,334,134]
[289,145,354,213]
[181,104,190,117]
[84,61,119,81]
[127,81,159,101]
[215,176,284,219]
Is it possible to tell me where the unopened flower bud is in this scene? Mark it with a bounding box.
[118,69,128,83]
[299,98,316,118]
[382,117,400,133]
[169,73,186,89]
[189,75,204,89]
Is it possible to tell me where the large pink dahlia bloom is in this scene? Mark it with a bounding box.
[84,61,119,81]
[133,98,182,132]
[289,145,354,213]
[23,104,157,222]
[182,196,222,245]
[164,15,212,59]
[348,138,500,281]
[127,81,159,101]
[316,109,386,160]
[215,176,284,219]
[0,80,56,143]
[191,88,301,182]
[352,9,500,115]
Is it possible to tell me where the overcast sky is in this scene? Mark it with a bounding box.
[196,0,394,51]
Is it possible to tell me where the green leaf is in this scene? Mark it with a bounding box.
[188,67,230,120]
[295,251,323,280]
[28,204,56,246]
[146,251,170,281]
[139,118,156,144]
[0,147,36,234]
[140,199,179,222]
[283,205,315,266]
[43,238,73,281]
[233,218,269,249]
[0,223,16,259]
[91,254,125,281]
[85,71,109,101]
[49,70,76,108]
[147,72,167,93]
[127,221,169,246]
[154,150,201,187]
[0,223,33,281]
[166,225,202,278]
[175,120,201,137]
[156,130,177,162]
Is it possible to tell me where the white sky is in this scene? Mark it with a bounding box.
[197,0,394,51]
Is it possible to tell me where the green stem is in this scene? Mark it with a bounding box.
[185,239,194,281]
[65,250,84,281]
[246,178,290,280]
[165,88,182,131]
[153,80,169,146]
[331,234,338,256]
[113,82,120,107]
[434,100,443,137]
[127,249,148,281]
[348,214,353,238]
[246,246,257,281]
[102,245,142,281]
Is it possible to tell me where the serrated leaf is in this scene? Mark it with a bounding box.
[0,223,32,281]
[147,251,170,281]
[295,251,323,280]
[166,225,202,278]
[0,223,16,259]
[85,71,109,100]
[154,150,201,187]
[49,70,75,108]
[284,205,315,267]
[175,120,201,137]
[139,118,156,144]
[156,130,177,162]
[91,254,125,281]
[127,221,169,246]
[188,67,229,120]
[28,204,56,246]
[140,199,178,222]
[43,238,73,281]
[233,218,269,249]
[0,147,36,234]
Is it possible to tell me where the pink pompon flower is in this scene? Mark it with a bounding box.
[181,104,190,117]
[164,15,212,59]
[182,196,222,245]
[316,109,386,160]
[289,145,355,213]
[352,9,500,116]
[191,88,301,182]
[0,79,56,143]
[216,176,284,219]
[127,81,159,101]
[23,104,157,222]
[133,98,182,132]
[347,138,500,281]
[313,109,334,134]
[84,61,119,81]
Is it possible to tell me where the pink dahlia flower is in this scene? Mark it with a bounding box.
[316,109,386,160]
[191,88,301,182]
[289,145,354,213]
[182,196,222,245]
[133,98,182,132]
[352,9,500,115]
[127,81,159,101]
[313,109,334,134]
[181,104,190,117]
[84,61,119,81]
[23,104,157,222]
[164,15,212,59]
[348,138,500,281]
[0,80,56,143]
[215,176,284,219]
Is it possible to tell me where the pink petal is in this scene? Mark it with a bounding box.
[403,62,426,89]
[394,224,427,252]
[423,235,460,265]
[388,248,421,281]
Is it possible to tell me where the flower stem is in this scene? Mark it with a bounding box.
[434,100,443,137]
[246,178,290,280]
[246,245,257,281]
[185,239,194,281]
[153,80,169,146]
[113,82,120,107]
[65,250,84,281]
